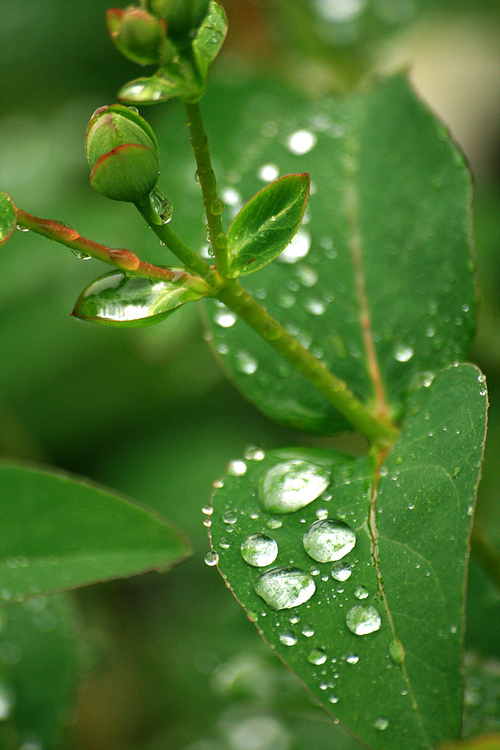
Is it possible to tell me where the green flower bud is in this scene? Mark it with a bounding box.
[86,104,160,202]
[106,7,169,66]
[146,0,209,40]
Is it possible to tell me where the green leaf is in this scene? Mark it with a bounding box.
[203,75,475,434]
[118,68,197,105]
[72,269,203,327]
[192,0,228,80]
[0,193,18,247]
[209,364,487,750]
[226,174,310,278]
[0,462,191,603]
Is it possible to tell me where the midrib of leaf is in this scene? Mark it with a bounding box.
[345,153,389,422]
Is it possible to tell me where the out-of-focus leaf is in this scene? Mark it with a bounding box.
[209,364,487,750]
[0,462,191,602]
[204,75,475,434]
[226,174,310,278]
[72,270,203,326]
[0,193,17,247]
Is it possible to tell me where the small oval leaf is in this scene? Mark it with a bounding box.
[226,174,310,278]
[0,192,18,246]
[192,0,228,79]
[73,270,203,327]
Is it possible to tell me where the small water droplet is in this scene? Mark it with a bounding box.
[345,653,359,664]
[241,534,278,567]
[388,637,405,665]
[244,445,265,461]
[213,478,224,489]
[259,459,330,514]
[278,230,311,264]
[286,129,318,155]
[194,170,201,185]
[307,648,327,665]
[304,298,326,315]
[234,350,258,375]
[219,538,231,549]
[228,460,247,476]
[215,232,227,250]
[211,198,224,215]
[253,567,316,610]
[353,585,369,600]
[302,624,315,637]
[295,266,319,287]
[214,308,237,328]
[331,562,352,581]
[374,717,389,731]
[303,520,356,562]
[204,551,218,566]
[202,505,213,516]
[150,189,173,224]
[267,517,283,530]
[258,163,280,182]
[16,225,29,233]
[328,694,339,704]
[221,187,241,206]
[346,605,381,635]
[223,511,238,524]
[279,631,298,646]
[394,344,414,362]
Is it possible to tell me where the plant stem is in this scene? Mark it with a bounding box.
[17,209,209,291]
[471,525,500,593]
[217,279,398,446]
[184,101,228,276]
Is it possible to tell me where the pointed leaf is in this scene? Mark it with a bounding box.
[192,0,228,80]
[203,75,475,433]
[0,192,18,246]
[119,69,196,105]
[0,462,191,602]
[209,364,487,750]
[73,269,203,326]
[226,174,310,278]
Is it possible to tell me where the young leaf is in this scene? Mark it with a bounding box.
[209,364,487,750]
[226,174,310,278]
[0,192,18,246]
[191,0,228,81]
[204,75,475,434]
[0,462,191,602]
[73,269,203,326]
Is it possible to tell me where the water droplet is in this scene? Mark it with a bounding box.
[328,694,339,704]
[150,189,173,224]
[267,517,283,530]
[223,511,237,525]
[211,198,224,215]
[303,520,356,562]
[259,459,330,514]
[345,605,381,635]
[244,445,265,461]
[295,266,319,287]
[204,551,218,567]
[331,562,352,581]
[228,460,247,476]
[202,505,213,516]
[215,232,227,250]
[374,717,389,731]
[394,344,414,362]
[307,648,327,665]
[70,248,91,260]
[279,631,298,646]
[354,585,369,600]
[304,298,326,315]
[241,534,278,567]
[388,637,405,664]
[278,230,311,264]
[345,653,359,664]
[234,350,258,374]
[194,170,201,185]
[219,538,231,549]
[16,225,29,233]
[254,567,316,610]
[258,163,280,182]
[214,308,237,328]
[286,129,317,155]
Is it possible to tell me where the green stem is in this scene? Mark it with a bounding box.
[217,279,398,446]
[471,525,500,593]
[183,101,228,276]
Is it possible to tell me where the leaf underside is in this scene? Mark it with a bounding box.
[0,462,191,603]
[203,75,475,434]
[209,364,487,750]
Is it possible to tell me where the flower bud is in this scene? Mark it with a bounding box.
[86,104,160,202]
[146,0,209,39]
[106,7,169,66]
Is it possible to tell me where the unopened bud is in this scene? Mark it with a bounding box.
[86,104,159,202]
[146,0,209,39]
[106,7,169,66]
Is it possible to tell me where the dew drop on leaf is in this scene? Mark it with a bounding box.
[279,631,298,646]
[393,343,414,362]
[222,511,238,524]
[303,520,356,562]
[241,534,278,567]
[345,653,359,664]
[253,567,316,610]
[228,460,247,476]
[205,551,218,567]
[301,624,315,637]
[374,717,389,731]
[244,445,265,461]
[353,585,369,600]
[331,562,352,581]
[259,460,330,514]
[388,637,406,665]
[234,350,259,375]
[307,648,327,665]
[345,604,382,635]
[214,308,237,328]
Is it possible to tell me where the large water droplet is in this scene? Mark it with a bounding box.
[205,551,218,567]
[278,230,311,264]
[331,562,352,581]
[254,567,316,610]
[286,129,317,155]
[241,534,278,567]
[279,631,297,646]
[303,520,356,562]
[307,648,327,665]
[259,460,330,514]
[345,605,382,635]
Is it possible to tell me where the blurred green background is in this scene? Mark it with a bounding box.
[1,1,500,748]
